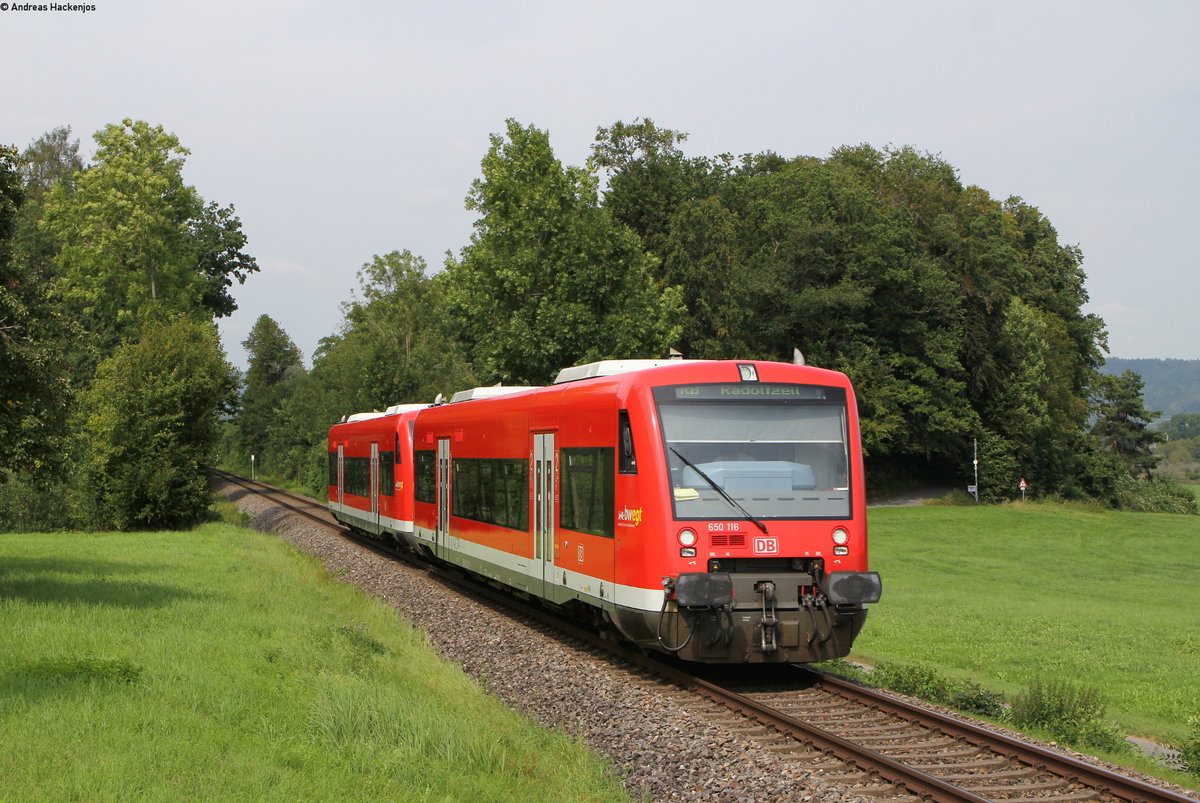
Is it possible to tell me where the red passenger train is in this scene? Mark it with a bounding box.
[328,358,881,663]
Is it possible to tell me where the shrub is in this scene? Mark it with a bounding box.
[872,662,946,701]
[1181,715,1200,775]
[1007,679,1125,751]
[869,661,1004,717]
[945,680,1005,718]
[74,318,236,530]
[1114,475,1198,515]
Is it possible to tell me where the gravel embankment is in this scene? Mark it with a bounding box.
[215,478,871,802]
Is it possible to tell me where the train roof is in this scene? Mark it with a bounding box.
[385,403,429,415]
[449,385,541,403]
[343,411,388,423]
[553,358,708,384]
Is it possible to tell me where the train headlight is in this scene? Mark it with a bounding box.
[833,545,849,556]
[831,527,849,545]
[677,528,698,547]
[680,547,697,558]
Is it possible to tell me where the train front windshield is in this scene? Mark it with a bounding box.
[654,383,851,520]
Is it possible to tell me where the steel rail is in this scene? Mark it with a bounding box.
[800,668,1198,803]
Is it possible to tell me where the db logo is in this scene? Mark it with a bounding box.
[753,537,778,554]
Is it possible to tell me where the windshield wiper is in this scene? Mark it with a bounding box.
[670,447,768,534]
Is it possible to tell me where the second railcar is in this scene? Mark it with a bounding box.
[327,404,425,543]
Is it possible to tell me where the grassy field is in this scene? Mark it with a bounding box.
[0,516,627,801]
[854,503,1200,751]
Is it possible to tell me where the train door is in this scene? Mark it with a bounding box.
[436,437,451,559]
[336,445,345,507]
[370,442,380,531]
[532,432,557,595]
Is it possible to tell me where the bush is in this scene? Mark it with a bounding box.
[74,318,236,530]
[1113,475,1198,515]
[872,662,946,700]
[1007,679,1125,751]
[0,473,72,531]
[1181,715,1200,775]
[946,680,1005,718]
[868,661,1004,717]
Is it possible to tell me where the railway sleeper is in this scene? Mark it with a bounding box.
[784,707,895,721]
[883,744,983,761]
[908,756,1010,772]
[818,720,916,736]
[955,778,1071,795]
[855,734,960,748]
[1009,793,1100,803]
[934,767,1039,782]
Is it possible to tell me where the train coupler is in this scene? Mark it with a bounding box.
[755,580,779,653]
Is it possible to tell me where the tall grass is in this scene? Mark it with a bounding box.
[0,524,627,801]
[856,504,1200,753]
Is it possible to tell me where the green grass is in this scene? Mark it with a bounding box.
[0,521,628,801]
[855,503,1200,752]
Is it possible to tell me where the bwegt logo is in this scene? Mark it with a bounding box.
[617,506,643,526]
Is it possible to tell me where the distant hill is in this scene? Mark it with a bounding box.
[1100,358,1200,418]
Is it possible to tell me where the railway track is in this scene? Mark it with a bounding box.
[215,470,1198,803]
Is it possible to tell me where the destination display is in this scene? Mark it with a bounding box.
[670,383,831,401]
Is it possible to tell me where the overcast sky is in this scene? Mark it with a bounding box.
[5,0,1198,370]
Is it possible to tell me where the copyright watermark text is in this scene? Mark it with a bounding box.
[1,2,99,12]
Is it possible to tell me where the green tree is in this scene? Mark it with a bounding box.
[260,251,479,494]
[190,201,259,319]
[591,118,722,260]
[344,250,475,405]
[41,120,201,331]
[0,144,72,487]
[75,318,236,529]
[238,315,304,468]
[38,120,258,363]
[1090,370,1164,479]
[446,119,683,385]
[1162,412,1200,442]
[19,126,83,201]
[597,132,1113,497]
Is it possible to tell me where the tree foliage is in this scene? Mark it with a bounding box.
[0,144,73,486]
[237,314,304,466]
[75,318,236,529]
[39,119,257,362]
[2,122,252,531]
[258,252,477,493]
[592,124,1131,501]
[445,120,683,385]
[1089,370,1164,479]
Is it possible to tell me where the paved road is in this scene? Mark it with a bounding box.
[867,487,953,507]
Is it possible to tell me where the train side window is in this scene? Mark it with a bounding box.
[394,433,401,462]
[452,457,529,531]
[344,457,371,497]
[328,451,338,487]
[379,451,395,496]
[560,447,614,538]
[414,450,436,503]
[618,409,637,474]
